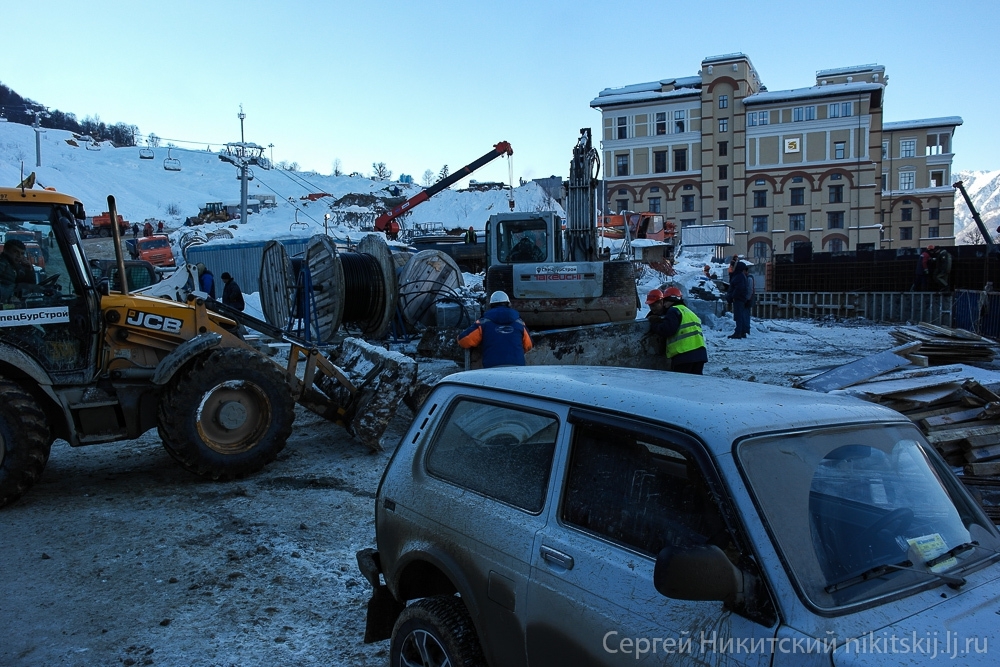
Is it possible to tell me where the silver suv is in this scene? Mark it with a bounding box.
[357,366,1000,666]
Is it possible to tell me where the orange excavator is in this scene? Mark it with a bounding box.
[373,141,513,240]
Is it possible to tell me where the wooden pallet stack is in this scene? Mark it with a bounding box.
[889,323,996,366]
[798,336,1000,522]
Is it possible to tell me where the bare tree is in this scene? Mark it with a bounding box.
[371,162,392,181]
[332,158,343,177]
[147,133,161,148]
[422,169,434,187]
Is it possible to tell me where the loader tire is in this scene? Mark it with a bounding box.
[157,348,294,480]
[0,380,51,508]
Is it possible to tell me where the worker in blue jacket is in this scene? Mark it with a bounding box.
[457,291,533,368]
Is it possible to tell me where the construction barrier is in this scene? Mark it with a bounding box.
[753,291,952,326]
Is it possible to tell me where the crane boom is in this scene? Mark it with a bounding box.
[374,141,513,233]
[953,180,998,254]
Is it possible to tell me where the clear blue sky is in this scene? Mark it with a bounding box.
[3,0,997,186]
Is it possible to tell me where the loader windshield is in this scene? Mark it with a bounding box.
[0,204,79,304]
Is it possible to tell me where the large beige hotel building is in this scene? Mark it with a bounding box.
[591,53,962,259]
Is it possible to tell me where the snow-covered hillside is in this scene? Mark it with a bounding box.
[0,121,561,242]
[954,169,1000,244]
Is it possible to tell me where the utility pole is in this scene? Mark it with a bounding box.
[219,106,269,224]
[33,111,45,167]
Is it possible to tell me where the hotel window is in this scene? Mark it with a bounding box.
[650,186,659,192]
[616,199,629,212]
[747,111,757,127]
[829,238,844,252]
[719,186,728,201]
[674,110,686,133]
[828,103,841,118]
[805,106,816,121]
[793,107,804,122]
[901,208,912,221]
[648,197,661,213]
[828,211,844,229]
[758,110,769,125]
[655,112,667,136]
[900,227,913,240]
[880,174,888,191]
[882,142,889,159]
[752,241,770,259]
[790,187,805,206]
[718,164,728,180]
[719,95,729,109]
[929,227,940,238]
[929,207,940,220]
[930,170,944,187]
[753,190,767,207]
[719,118,728,133]
[681,195,695,212]
[834,141,846,159]
[789,213,805,231]
[718,141,728,156]
[830,173,842,180]
[653,150,667,174]
[680,219,697,227]
[900,139,916,158]
[899,171,915,190]
[841,102,852,117]
[752,215,768,232]
[616,154,629,176]
[718,207,728,220]
[617,117,628,140]
[673,148,687,172]
[829,185,844,204]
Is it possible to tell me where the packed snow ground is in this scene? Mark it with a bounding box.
[0,120,909,666]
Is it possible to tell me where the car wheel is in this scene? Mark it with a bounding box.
[0,380,51,508]
[390,596,485,667]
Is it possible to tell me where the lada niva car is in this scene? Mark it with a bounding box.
[357,366,1000,666]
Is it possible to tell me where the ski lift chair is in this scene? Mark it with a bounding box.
[163,147,182,172]
[139,146,154,160]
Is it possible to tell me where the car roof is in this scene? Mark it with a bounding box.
[438,366,908,452]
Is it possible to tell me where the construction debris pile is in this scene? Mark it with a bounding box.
[798,323,1000,522]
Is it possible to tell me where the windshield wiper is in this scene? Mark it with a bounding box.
[926,542,976,569]
[825,559,966,594]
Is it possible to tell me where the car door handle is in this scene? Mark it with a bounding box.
[540,545,574,570]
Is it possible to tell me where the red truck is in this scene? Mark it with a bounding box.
[85,211,130,238]
[126,235,175,267]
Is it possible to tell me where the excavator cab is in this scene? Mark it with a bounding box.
[0,190,100,379]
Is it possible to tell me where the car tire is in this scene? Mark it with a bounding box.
[390,596,486,667]
[157,348,294,480]
[0,380,51,508]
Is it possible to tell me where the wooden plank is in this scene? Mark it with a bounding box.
[872,385,965,411]
[903,401,970,421]
[846,375,969,398]
[926,423,1000,444]
[965,444,1000,463]
[965,462,1000,476]
[798,342,921,392]
[870,365,964,384]
[905,354,929,367]
[922,407,986,429]
[963,381,1000,404]
[965,434,1000,449]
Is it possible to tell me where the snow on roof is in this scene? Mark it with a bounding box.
[702,52,749,65]
[815,64,883,77]
[883,117,964,131]
[591,77,701,108]
[743,81,883,106]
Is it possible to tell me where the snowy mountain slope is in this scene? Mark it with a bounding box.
[0,121,560,243]
[954,169,1000,244]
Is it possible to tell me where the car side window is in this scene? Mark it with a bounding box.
[425,398,559,513]
[561,423,733,556]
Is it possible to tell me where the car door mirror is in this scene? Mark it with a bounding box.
[653,545,742,604]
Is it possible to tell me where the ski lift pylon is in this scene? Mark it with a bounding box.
[163,147,181,172]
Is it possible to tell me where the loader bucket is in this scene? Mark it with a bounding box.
[320,338,417,451]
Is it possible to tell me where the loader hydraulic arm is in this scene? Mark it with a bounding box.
[373,141,513,233]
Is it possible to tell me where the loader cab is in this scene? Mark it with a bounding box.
[487,211,563,267]
[0,188,99,382]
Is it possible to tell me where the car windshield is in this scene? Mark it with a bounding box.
[738,423,1000,610]
[142,238,169,250]
[0,204,79,298]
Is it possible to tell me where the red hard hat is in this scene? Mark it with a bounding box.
[645,289,665,305]
[663,286,683,300]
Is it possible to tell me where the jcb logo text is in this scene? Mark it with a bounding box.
[126,310,183,334]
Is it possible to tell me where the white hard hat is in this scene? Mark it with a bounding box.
[489,290,510,304]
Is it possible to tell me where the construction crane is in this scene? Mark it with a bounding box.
[954,180,998,254]
[373,141,513,239]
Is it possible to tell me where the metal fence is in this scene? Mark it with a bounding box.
[185,238,309,294]
[753,291,952,325]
